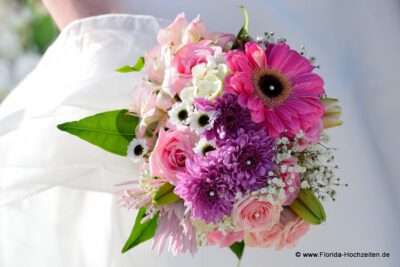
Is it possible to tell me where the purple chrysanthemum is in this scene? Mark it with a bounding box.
[217,128,276,192]
[175,155,235,223]
[195,93,256,141]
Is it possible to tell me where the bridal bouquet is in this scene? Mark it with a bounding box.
[58,7,343,260]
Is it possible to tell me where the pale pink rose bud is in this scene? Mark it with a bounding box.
[244,224,283,248]
[277,208,310,249]
[207,230,244,248]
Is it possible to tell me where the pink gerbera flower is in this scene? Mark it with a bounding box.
[224,41,325,137]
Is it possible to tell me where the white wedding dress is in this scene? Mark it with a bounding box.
[1,1,400,266]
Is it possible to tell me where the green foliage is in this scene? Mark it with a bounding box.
[290,189,326,225]
[57,110,138,156]
[116,57,145,73]
[122,207,159,253]
[232,6,251,49]
[230,241,245,260]
[153,182,181,206]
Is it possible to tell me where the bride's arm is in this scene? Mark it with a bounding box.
[42,0,115,29]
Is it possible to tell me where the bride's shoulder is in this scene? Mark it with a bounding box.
[61,14,170,40]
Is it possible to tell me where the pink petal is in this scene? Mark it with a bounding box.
[291,82,325,97]
[268,43,290,71]
[292,72,324,89]
[265,111,285,135]
[238,93,250,107]
[225,72,254,95]
[157,13,188,46]
[280,50,314,80]
[285,99,315,115]
[245,41,267,69]
[252,110,265,122]
[247,96,264,111]
[225,50,253,75]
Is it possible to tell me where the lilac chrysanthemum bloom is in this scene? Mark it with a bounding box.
[175,155,235,223]
[152,202,197,256]
[195,92,256,141]
[217,128,276,192]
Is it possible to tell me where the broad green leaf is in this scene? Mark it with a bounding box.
[122,207,159,253]
[230,241,245,260]
[116,57,145,73]
[289,189,326,225]
[232,6,251,49]
[57,110,138,156]
[153,182,181,206]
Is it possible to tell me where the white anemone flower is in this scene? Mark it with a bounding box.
[127,138,148,163]
[194,139,217,156]
[190,110,216,134]
[168,101,193,126]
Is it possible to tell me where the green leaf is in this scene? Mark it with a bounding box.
[232,6,251,49]
[116,57,145,73]
[57,109,138,156]
[122,207,159,253]
[153,182,181,206]
[230,241,245,260]
[289,189,326,225]
[31,14,59,54]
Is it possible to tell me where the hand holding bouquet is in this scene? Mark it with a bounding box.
[58,7,343,261]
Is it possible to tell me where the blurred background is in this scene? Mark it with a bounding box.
[0,0,58,101]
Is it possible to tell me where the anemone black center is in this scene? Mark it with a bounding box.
[258,74,284,99]
[134,145,144,156]
[198,114,210,127]
[202,144,215,156]
[178,110,188,121]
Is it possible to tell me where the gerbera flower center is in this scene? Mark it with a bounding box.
[134,145,144,156]
[252,68,292,107]
[177,109,189,121]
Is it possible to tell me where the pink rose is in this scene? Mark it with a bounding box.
[277,208,310,249]
[149,127,197,184]
[163,41,216,96]
[232,196,282,232]
[279,158,301,206]
[207,230,244,248]
[244,224,283,248]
